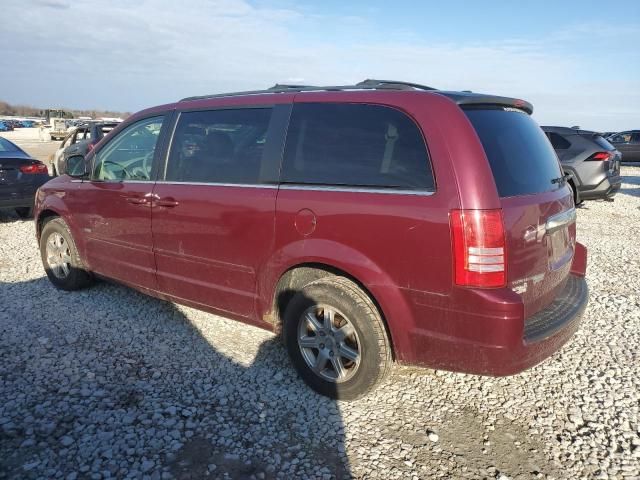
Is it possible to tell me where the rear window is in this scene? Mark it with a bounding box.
[281,103,434,191]
[0,137,18,152]
[591,135,616,151]
[464,108,563,198]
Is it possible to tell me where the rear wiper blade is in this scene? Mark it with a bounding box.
[551,173,572,185]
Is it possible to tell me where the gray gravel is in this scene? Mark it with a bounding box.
[1,166,639,480]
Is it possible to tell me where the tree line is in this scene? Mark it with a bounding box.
[0,100,130,119]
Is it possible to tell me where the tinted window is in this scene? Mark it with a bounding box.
[166,108,272,184]
[0,137,18,152]
[632,133,640,144]
[281,103,434,191]
[92,116,164,181]
[610,132,632,143]
[592,135,615,151]
[465,108,563,197]
[546,132,571,150]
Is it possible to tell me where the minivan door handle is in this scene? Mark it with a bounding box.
[126,196,148,205]
[156,197,179,208]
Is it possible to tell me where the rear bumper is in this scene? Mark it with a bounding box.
[403,274,588,376]
[579,174,621,200]
[0,194,35,208]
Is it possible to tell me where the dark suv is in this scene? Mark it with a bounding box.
[607,130,640,162]
[34,80,588,399]
[542,126,622,202]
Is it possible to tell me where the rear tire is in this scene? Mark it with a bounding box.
[15,207,33,219]
[39,217,94,291]
[283,276,392,400]
[568,180,582,206]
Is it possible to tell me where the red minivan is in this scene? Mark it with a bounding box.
[35,80,588,399]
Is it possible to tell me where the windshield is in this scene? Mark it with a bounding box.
[464,107,563,197]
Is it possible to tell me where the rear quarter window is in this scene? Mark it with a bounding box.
[546,132,571,150]
[281,103,434,191]
[465,108,563,198]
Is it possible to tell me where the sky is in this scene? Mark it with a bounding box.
[1,0,639,131]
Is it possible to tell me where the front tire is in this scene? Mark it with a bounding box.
[283,276,392,400]
[39,217,93,291]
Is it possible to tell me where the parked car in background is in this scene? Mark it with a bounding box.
[35,80,588,399]
[20,120,36,128]
[0,121,14,132]
[542,126,621,203]
[0,137,50,217]
[54,121,119,175]
[49,118,68,141]
[607,131,640,162]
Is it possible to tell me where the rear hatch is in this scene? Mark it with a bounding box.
[464,107,576,318]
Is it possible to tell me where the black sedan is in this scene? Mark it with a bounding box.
[0,137,50,218]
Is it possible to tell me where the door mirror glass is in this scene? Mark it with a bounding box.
[66,155,87,177]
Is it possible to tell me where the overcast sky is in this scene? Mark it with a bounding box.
[1,0,639,131]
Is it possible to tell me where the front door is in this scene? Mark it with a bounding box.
[151,105,288,319]
[72,115,166,290]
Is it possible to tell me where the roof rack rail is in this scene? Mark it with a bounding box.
[356,79,437,91]
[180,79,438,101]
[268,83,316,90]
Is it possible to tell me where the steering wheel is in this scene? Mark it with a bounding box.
[102,160,132,180]
[129,150,154,180]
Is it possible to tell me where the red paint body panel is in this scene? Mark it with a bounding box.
[34,88,588,378]
[70,181,157,289]
[151,183,278,318]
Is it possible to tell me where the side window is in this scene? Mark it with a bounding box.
[165,108,272,184]
[631,133,640,144]
[92,116,164,181]
[611,132,632,143]
[281,103,434,191]
[547,132,571,150]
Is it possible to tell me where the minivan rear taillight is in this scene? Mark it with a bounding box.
[450,209,506,288]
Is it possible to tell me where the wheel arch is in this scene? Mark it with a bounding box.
[267,262,398,360]
[36,208,61,240]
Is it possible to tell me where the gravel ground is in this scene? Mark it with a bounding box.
[1,166,639,480]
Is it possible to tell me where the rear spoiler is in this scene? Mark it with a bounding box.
[436,91,534,115]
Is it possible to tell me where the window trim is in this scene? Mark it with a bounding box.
[161,104,290,185]
[279,183,435,196]
[89,114,168,183]
[280,102,436,193]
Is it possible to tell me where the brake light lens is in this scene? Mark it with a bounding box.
[19,162,49,174]
[450,209,506,288]
[587,152,612,161]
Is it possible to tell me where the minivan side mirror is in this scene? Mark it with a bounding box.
[66,155,88,178]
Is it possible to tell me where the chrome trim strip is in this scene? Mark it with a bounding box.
[279,184,435,196]
[155,181,278,189]
[545,207,577,234]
